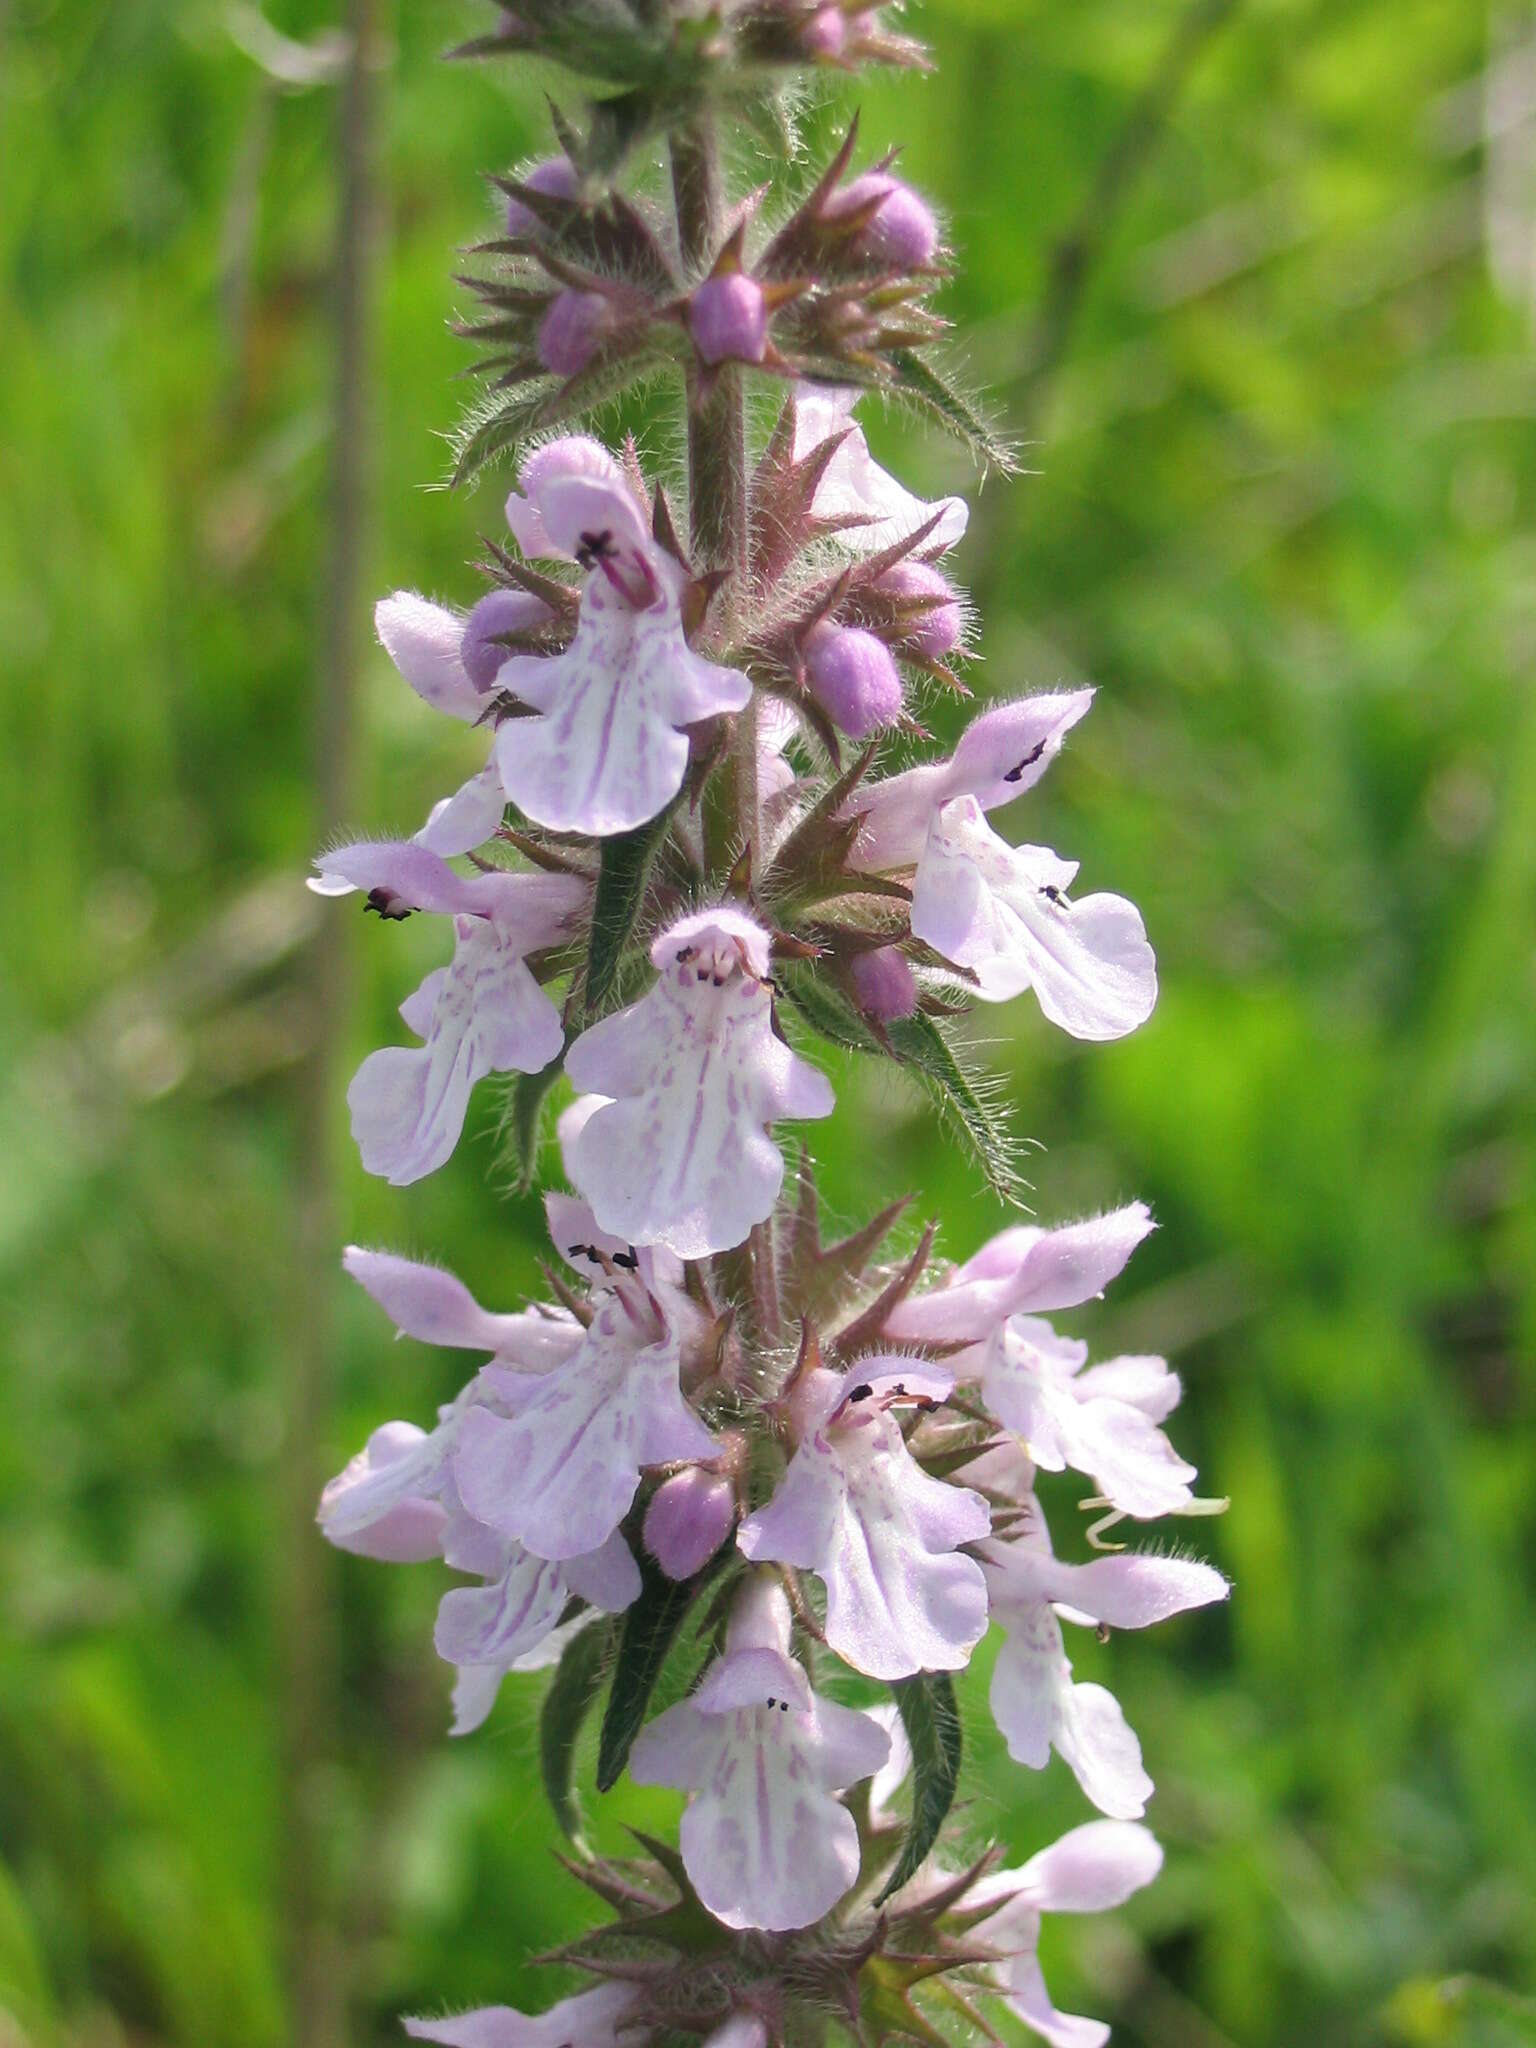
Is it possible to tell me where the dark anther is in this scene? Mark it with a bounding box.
[766,1696,776,1709]
[1040,883,1065,905]
[363,888,412,921]
[1095,1621,1112,1645]
[613,1248,639,1271]
[848,1383,873,1403]
[780,1701,789,1712]
[570,1243,603,1265]
[574,528,617,570]
[1003,738,1048,783]
[675,945,695,963]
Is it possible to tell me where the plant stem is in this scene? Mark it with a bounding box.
[671,116,772,1328]
[669,118,757,854]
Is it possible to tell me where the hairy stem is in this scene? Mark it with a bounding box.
[670,118,757,852]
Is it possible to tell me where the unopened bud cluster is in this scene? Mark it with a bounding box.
[312,4,1226,2043]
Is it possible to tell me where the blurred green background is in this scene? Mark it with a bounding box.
[3,0,1535,2043]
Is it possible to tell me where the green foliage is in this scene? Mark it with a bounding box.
[584,804,678,1015]
[595,1545,737,1793]
[538,1616,619,1852]
[874,1673,963,1907]
[3,1,1535,2045]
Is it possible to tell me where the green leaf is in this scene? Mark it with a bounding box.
[585,804,675,1015]
[779,966,1027,1205]
[888,348,1016,473]
[595,1546,735,1792]
[884,1009,1028,1205]
[539,1615,617,1850]
[874,1672,962,1906]
[497,1047,565,1192]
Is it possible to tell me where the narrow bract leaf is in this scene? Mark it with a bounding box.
[887,349,1016,473]
[585,805,676,1015]
[540,1616,618,1851]
[874,1672,962,1907]
[595,1546,735,1793]
[497,1047,566,1193]
[778,966,1027,1204]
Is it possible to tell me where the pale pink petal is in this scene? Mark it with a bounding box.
[1019,1549,1227,1632]
[376,592,481,722]
[793,381,969,554]
[404,1982,642,2048]
[703,2019,769,2048]
[1014,1820,1164,1914]
[1045,1389,1197,1520]
[1053,1681,1152,1820]
[320,1422,448,1562]
[449,1664,506,1737]
[453,1295,714,1560]
[886,1205,1155,1345]
[912,801,1157,1037]
[506,436,635,562]
[941,692,1096,810]
[992,1956,1110,2048]
[1073,1353,1182,1422]
[434,1546,571,1666]
[349,921,565,1186]
[415,766,507,859]
[343,1247,577,1362]
[563,1529,644,1611]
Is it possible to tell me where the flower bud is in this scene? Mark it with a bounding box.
[460,587,551,692]
[804,621,903,738]
[644,1466,736,1581]
[504,156,579,237]
[877,560,963,658]
[537,288,609,376]
[828,170,939,269]
[802,5,847,55]
[850,944,918,1022]
[687,272,769,366]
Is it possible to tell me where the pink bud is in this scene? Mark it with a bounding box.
[504,156,580,237]
[688,272,769,366]
[460,587,551,692]
[804,621,903,738]
[828,171,939,269]
[877,560,963,658]
[537,289,609,376]
[850,945,918,1022]
[802,5,846,55]
[644,1467,736,1581]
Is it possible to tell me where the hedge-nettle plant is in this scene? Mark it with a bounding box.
[314,5,1229,2041]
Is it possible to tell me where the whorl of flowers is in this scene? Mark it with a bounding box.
[314,6,1227,2041]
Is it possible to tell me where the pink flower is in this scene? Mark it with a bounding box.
[885,1205,1196,1517]
[980,1495,1227,1817]
[967,1821,1164,2046]
[318,1247,582,1559]
[886,1203,1157,1348]
[736,1362,990,1679]
[310,843,586,1185]
[453,1277,715,1562]
[434,1509,639,1673]
[332,591,510,862]
[404,1982,644,2047]
[628,1578,890,1930]
[564,908,834,1257]
[792,382,968,555]
[847,693,1157,1040]
[492,437,751,835]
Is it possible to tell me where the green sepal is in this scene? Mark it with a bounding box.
[595,1544,738,1793]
